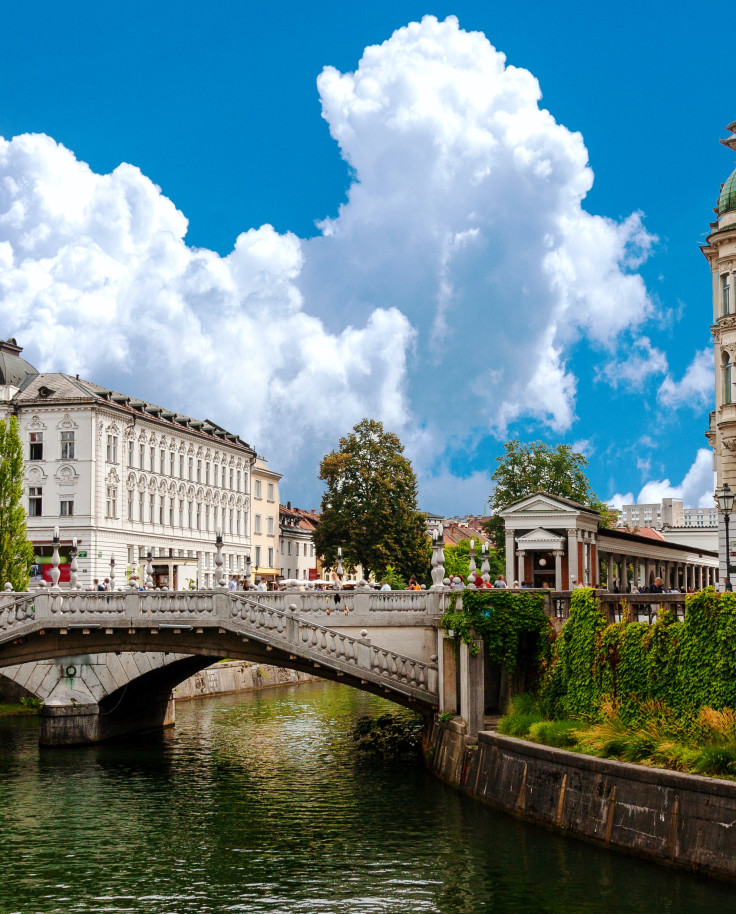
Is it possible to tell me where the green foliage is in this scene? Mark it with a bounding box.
[490,440,604,514]
[352,711,423,761]
[381,565,406,591]
[438,711,454,723]
[313,419,430,582]
[443,539,504,582]
[441,589,550,673]
[0,417,34,591]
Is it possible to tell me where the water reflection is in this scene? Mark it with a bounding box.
[0,681,732,913]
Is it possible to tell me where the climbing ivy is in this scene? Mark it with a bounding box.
[541,588,736,725]
[440,589,551,673]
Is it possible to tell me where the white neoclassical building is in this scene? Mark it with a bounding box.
[0,338,256,589]
[704,120,736,586]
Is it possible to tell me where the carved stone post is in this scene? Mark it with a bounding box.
[214,532,227,589]
[430,528,446,590]
[109,554,116,591]
[459,636,484,736]
[145,551,154,590]
[480,544,490,582]
[49,525,61,593]
[244,553,252,590]
[69,539,79,590]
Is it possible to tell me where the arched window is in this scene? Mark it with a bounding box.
[724,352,733,404]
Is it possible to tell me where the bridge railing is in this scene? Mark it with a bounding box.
[547,591,690,624]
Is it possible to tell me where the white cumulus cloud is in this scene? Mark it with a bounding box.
[609,449,715,511]
[658,348,713,409]
[0,16,661,500]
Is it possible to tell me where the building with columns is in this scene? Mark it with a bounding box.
[703,120,736,587]
[500,492,718,591]
[0,338,257,589]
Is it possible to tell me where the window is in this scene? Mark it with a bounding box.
[205,504,210,531]
[188,500,194,527]
[196,503,201,531]
[214,505,219,529]
[60,498,74,516]
[255,479,262,499]
[205,462,210,485]
[267,482,274,502]
[179,499,184,526]
[254,514,262,535]
[60,431,75,459]
[188,457,194,481]
[150,446,155,471]
[107,434,118,463]
[229,508,234,534]
[128,491,134,521]
[725,354,733,405]
[179,455,184,478]
[29,431,44,461]
[237,470,241,492]
[723,274,731,316]
[303,543,307,556]
[106,486,117,518]
[127,440,134,467]
[267,516,274,536]
[160,448,166,471]
[159,497,164,525]
[268,547,274,567]
[170,452,175,476]
[255,545,262,567]
[28,486,42,516]
[169,498,174,526]
[138,491,144,521]
[149,493,155,522]
[139,443,145,469]
[288,541,292,555]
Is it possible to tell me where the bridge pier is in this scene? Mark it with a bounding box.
[437,631,458,715]
[459,637,484,736]
[39,689,175,746]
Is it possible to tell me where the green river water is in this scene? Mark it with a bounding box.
[0,680,734,913]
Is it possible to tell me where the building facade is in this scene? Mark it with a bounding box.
[0,340,256,588]
[279,503,319,582]
[703,120,736,586]
[251,458,282,586]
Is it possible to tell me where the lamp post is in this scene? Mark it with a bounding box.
[715,483,735,591]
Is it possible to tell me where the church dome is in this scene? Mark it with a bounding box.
[719,166,736,216]
[0,338,38,388]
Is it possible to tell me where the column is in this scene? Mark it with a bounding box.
[567,528,578,588]
[459,637,485,736]
[607,553,615,592]
[438,630,458,715]
[632,557,640,591]
[505,531,516,584]
[698,565,703,590]
[554,550,563,591]
[517,550,525,584]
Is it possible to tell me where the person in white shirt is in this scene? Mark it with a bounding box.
[493,575,507,589]
[228,577,237,592]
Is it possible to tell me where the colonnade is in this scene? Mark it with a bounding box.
[599,553,717,592]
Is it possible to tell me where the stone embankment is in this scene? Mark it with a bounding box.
[426,719,736,882]
[174,661,316,700]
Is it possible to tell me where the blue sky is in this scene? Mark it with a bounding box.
[0,0,733,514]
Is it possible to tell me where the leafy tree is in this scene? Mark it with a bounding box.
[483,440,610,555]
[314,419,430,582]
[0,417,34,591]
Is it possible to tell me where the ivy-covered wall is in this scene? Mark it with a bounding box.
[542,588,736,722]
[441,590,550,673]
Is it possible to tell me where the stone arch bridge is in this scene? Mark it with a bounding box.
[0,589,453,745]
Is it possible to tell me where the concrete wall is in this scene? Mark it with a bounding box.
[174,660,316,700]
[427,721,736,882]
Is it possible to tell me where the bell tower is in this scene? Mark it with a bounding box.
[703,121,736,586]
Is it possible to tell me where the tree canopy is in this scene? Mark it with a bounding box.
[0,417,34,591]
[484,440,610,555]
[313,419,429,582]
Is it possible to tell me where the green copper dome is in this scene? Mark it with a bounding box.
[719,166,736,216]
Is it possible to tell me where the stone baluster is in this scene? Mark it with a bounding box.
[244,552,252,590]
[468,539,476,576]
[480,544,490,583]
[109,554,116,591]
[145,551,154,590]
[336,547,344,583]
[49,525,61,593]
[430,527,446,590]
[69,539,79,590]
[214,531,227,589]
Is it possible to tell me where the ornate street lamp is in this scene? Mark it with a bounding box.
[715,483,735,591]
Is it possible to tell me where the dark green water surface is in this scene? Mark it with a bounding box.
[1,681,734,913]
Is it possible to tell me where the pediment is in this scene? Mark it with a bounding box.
[516,528,565,549]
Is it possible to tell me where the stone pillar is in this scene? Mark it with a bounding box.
[632,558,640,590]
[517,550,525,584]
[698,565,703,590]
[459,637,485,736]
[607,553,614,592]
[554,550,563,591]
[590,542,598,587]
[505,531,516,583]
[567,528,578,587]
[438,631,458,715]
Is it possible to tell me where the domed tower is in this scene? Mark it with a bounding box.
[703,121,736,585]
[0,337,38,406]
